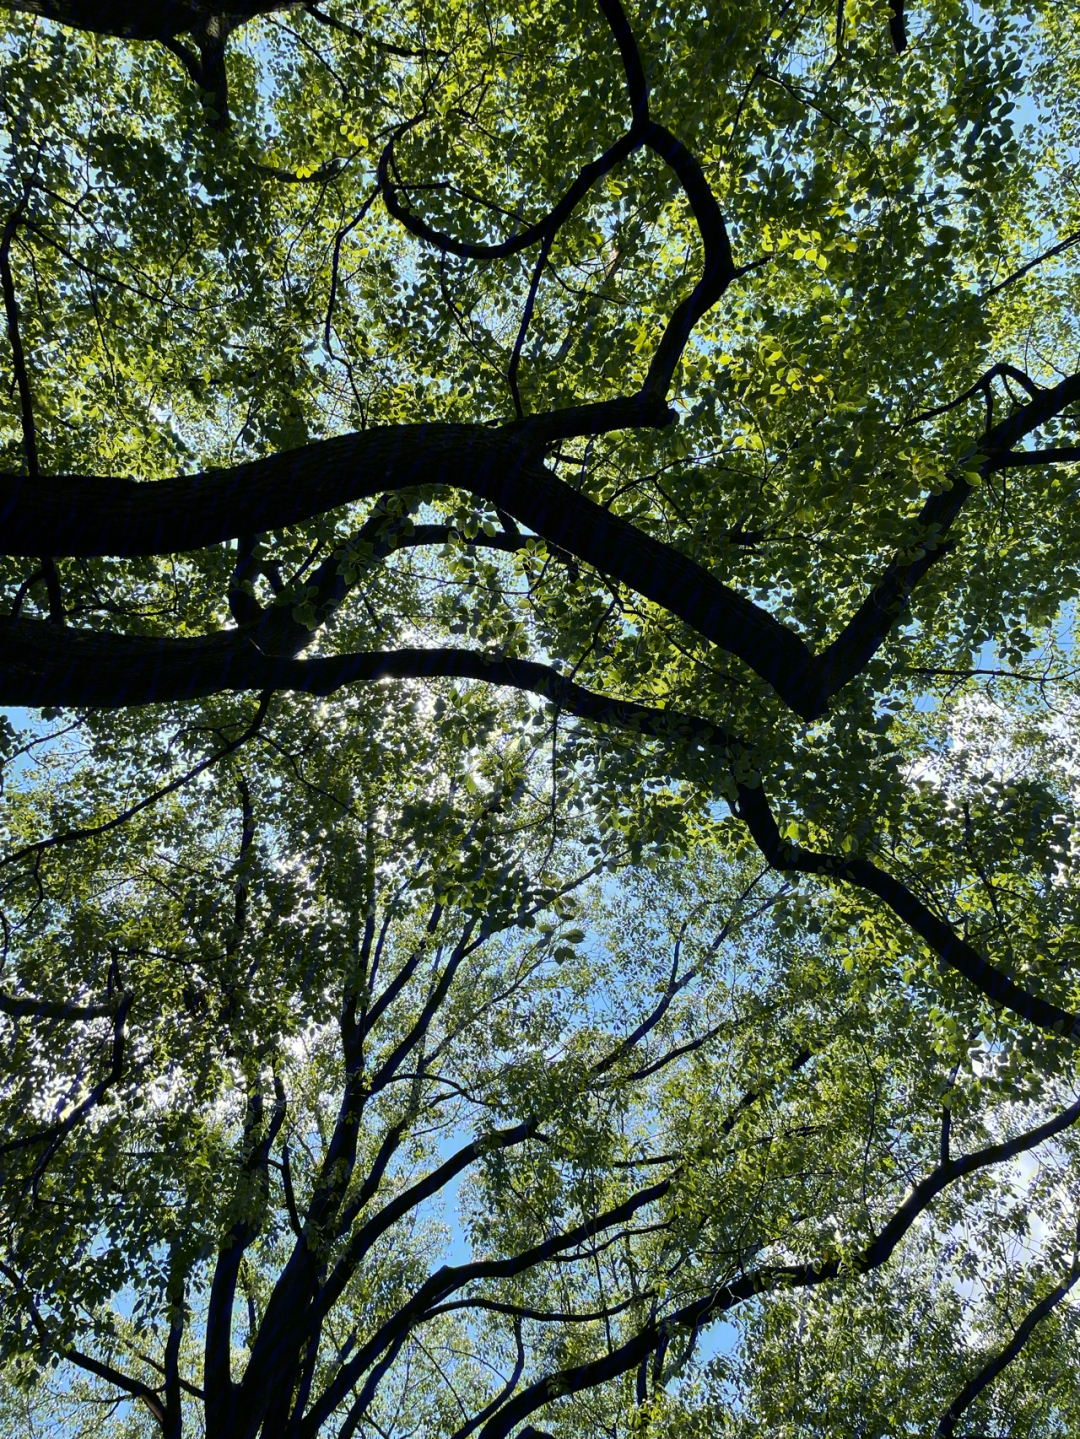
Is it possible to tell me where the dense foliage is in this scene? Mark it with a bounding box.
[2,0,1080,1434]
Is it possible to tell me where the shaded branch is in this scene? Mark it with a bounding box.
[908,362,1041,427]
[313,1117,539,1334]
[638,118,735,397]
[888,0,906,53]
[0,987,111,1021]
[596,0,649,127]
[0,1260,168,1419]
[815,368,1080,707]
[992,446,1080,468]
[0,190,38,480]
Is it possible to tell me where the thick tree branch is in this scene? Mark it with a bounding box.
[0,195,38,481]
[0,2,295,41]
[888,0,906,53]
[991,446,1080,468]
[597,0,649,125]
[243,1118,540,1436]
[314,1118,539,1332]
[815,368,1080,705]
[163,1281,185,1439]
[0,440,817,707]
[2,2,299,126]
[66,1348,166,1426]
[8,368,1080,719]
[204,1076,287,1436]
[301,1064,788,1436]
[0,988,111,1021]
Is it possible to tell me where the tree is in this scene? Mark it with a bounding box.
[2,0,1080,1433]
[6,685,1080,1439]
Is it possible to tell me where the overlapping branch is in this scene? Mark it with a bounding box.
[0,990,133,1197]
[3,621,1075,1042]
[6,358,1080,719]
[469,1092,1080,1437]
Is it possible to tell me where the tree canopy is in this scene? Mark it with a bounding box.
[2,0,1080,1435]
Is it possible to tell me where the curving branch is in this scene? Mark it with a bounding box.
[908,361,1042,427]
[67,1347,167,1426]
[0,429,819,712]
[450,1317,525,1439]
[936,1260,1080,1436]
[638,117,735,397]
[0,1257,168,1423]
[378,0,736,406]
[734,780,1080,1039]
[0,991,133,1200]
[378,127,643,263]
[596,0,649,126]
